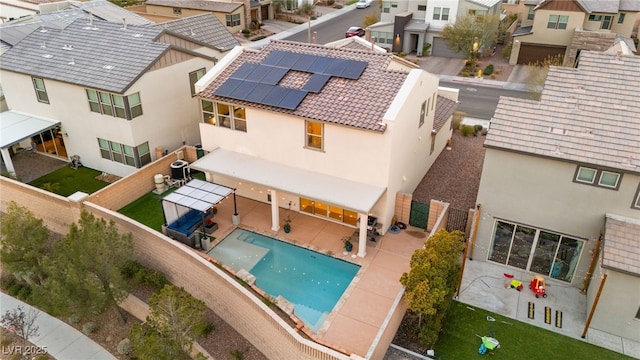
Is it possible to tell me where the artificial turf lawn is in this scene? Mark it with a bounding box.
[433,301,631,359]
[28,166,108,196]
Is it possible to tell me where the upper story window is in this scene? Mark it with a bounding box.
[618,13,625,24]
[527,8,535,20]
[632,183,640,210]
[226,13,241,27]
[419,100,426,128]
[468,9,487,17]
[173,7,182,15]
[201,100,247,132]
[32,77,49,104]
[588,14,602,21]
[417,5,426,11]
[382,1,390,13]
[574,165,622,190]
[547,15,569,29]
[97,138,151,168]
[601,15,613,29]
[86,89,143,120]
[433,7,450,21]
[306,120,323,150]
[189,68,206,97]
[371,31,393,44]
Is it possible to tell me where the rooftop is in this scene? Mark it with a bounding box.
[162,13,239,52]
[603,214,640,276]
[145,0,243,13]
[485,51,640,173]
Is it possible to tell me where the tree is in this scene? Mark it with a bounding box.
[44,210,133,323]
[1,306,39,346]
[400,229,464,346]
[440,14,501,60]
[526,54,564,100]
[0,202,50,286]
[363,10,378,28]
[130,323,188,360]
[146,285,207,355]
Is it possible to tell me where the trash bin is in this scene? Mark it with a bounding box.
[195,144,204,159]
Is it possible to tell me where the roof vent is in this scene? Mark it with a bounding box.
[62,44,73,50]
[190,28,196,36]
[68,58,75,65]
[121,18,127,30]
[41,42,46,48]
[548,127,566,135]
[551,145,563,155]
[132,33,143,38]
[39,28,48,33]
[42,54,53,59]
[103,65,114,70]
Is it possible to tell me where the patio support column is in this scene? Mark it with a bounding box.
[0,148,16,177]
[357,213,368,258]
[270,189,279,232]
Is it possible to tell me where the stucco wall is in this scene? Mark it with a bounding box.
[515,9,585,46]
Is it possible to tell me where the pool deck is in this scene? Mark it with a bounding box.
[203,195,427,357]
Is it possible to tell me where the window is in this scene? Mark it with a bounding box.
[300,197,357,226]
[86,89,143,119]
[382,1,390,13]
[468,9,487,17]
[574,165,622,190]
[306,121,323,150]
[547,15,568,29]
[417,5,426,11]
[489,220,584,282]
[32,77,49,103]
[601,15,613,30]
[226,13,241,27]
[189,68,206,96]
[433,7,449,21]
[618,13,625,24]
[172,7,182,15]
[97,139,151,168]
[632,184,640,209]
[527,8,535,20]
[598,171,620,188]
[419,100,426,128]
[588,14,602,21]
[391,2,397,8]
[201,101,247,132]
[371,31,393,44]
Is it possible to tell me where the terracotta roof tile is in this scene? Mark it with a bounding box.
[434,96,456,131]
[603,214,640,276]
[199,40,409,132]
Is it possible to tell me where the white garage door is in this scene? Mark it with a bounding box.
[432,37,465,58]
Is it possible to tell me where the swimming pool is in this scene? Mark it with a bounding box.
[207,228,360,332]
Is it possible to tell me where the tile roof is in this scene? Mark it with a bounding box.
[199,40,410,132]
[0,18,167,93]
[485,51,640,173]
[434,96,456,132]
[620,0,640,11]
[579,0,620,13]
[466,0,501,9]
[603,214,640,277]
[162,13,239,51]
[145,0,243,13]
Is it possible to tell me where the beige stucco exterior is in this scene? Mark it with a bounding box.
[145,4,245,34]
[474,149,640,287]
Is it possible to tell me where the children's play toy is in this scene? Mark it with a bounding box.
[529,275,547,298]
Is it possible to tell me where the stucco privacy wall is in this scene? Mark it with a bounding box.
[0,178,352,360]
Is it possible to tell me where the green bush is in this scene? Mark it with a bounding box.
[121,260,143,279]
[241,29,250,35]
[8,283,23,297]
[251,35,267,41]
[0,273,18,290]
[474,124,484,134]
[502,43,512,59]
[483,64,494,75]
[120,260,168,291]
[196,322,215,337]
[143,270,168,291]
[82,322,98,335]
[461,125,475,137]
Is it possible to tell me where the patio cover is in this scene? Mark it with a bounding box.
[189,148,387,214]
[162,178,234,225]
[0,110,60,148]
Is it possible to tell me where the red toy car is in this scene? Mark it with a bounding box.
[529,275,547,298]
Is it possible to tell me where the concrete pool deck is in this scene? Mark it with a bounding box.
[204,196,427,357]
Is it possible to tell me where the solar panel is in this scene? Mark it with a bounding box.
[213,78,243,97]
[261,86,290,107]
[262,50,287,66]
[230,63,258,80]
[302,73,331,93]
[229,81,258,101]
[324,59,349,76]
[276,52,302,69]
[278,89,308,110]
[308,56,334,74]
[291,54,317,72]
[340,60,368,79]
[244,83,275,103]
[245,64,270,83]
[260,66,289,85]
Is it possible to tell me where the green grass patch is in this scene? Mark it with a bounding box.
[433,301,631,359]
[28,166,109,196]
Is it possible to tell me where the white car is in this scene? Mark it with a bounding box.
[356,0,372,9]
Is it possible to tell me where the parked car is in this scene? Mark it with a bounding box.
[356,0,372,8]
[345,27,365,38]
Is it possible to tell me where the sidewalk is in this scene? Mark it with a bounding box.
[0,292,117,360]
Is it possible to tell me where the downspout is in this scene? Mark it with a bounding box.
[581,273,607,339]
[581,233,602,293]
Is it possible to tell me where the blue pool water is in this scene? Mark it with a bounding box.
[207,228,360,332]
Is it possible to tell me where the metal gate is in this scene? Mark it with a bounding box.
[446,207,468,233]
[409,200,430,229]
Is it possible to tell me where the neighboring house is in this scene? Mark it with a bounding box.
[191,37,458,257]
[368,0,502,56]
[509,0,640,65]
[0,9,239,178]
[474,50,640,345]
[142,0,273,34]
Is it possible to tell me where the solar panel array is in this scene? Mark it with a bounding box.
[213,50,368,110]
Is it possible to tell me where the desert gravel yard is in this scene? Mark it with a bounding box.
[413,130,486,211]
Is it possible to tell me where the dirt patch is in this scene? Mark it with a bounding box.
[95,173,121,183]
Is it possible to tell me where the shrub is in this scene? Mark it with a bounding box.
[121,260,143,279]
[251,35,267,41]
[196,322,215,337]
[68,314,81,324]
[230,349,245,360]
[241,29,250,35]
[461,125,475,137]
[8,283,22,297]
[0,273,18,291]
[502,43,512,59]
[452,111,465,130]
[333,4,342,9]
[82,322,98,335]
[483,64,494,75]
[143,269,168,291]
[117,339,132,355]
[474,124,484,134]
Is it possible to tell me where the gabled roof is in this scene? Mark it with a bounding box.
[199,40,410,132]
[0,18,167,93]
[466,0,501,9]
[485,51,640,173]
[145,0,243,13]
[603,214,640,277]
[162,13,239,52]
[531,0,640,13]
[620,0,640,11]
